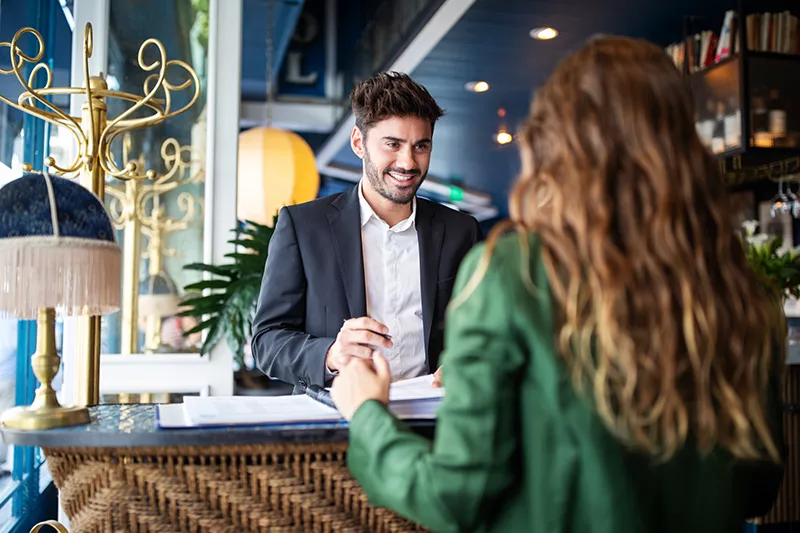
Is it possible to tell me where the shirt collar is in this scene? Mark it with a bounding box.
[358,179,416,230]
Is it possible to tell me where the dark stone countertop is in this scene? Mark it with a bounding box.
[0,404,435,449]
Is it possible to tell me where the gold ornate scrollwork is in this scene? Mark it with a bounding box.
[0,19,201,403]
[105,132,204,354]
[0,22,199,182]
[29,521,69,533]
[106,134,204,232]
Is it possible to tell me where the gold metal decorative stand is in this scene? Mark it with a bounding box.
[29,521,68,533]
[0,23,199,408]
[106,135,204,354]
[0,309,89,430]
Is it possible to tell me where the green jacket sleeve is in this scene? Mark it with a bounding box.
[347,241,529,533]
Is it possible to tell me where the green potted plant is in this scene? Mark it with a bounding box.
[741,220,800,301]
[178,217,276,391]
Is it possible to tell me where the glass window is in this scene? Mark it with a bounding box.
[0,317,16,495]
[102,0,209,360]
[0,0,72,527]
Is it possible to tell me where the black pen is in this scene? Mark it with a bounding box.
[342,319,392,341]
[305,384,337,409]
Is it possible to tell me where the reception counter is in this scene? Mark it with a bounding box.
[2,404,431,532]
[1,364,797,532]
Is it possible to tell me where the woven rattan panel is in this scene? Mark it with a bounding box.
[44,443,427,533]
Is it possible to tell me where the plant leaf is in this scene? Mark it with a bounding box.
[178,294,225,312]
[181,218,274,368]
[182,263,235,277]
[184,316,218,336]
[184,279,231,291]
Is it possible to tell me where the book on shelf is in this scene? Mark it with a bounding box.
[666,8,800,73]
[715,10,738,62]
[747,11,799,54]
[666,10,738,72]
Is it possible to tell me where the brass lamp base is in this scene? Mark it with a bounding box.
[0,308,91,431]
[1,404,89,430]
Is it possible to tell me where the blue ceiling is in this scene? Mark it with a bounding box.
[331,0,732,217]
[241,0,305,100]
[241,0,380,102]
[0,0,739,219]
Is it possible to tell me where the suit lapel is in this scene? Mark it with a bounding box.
[416,200,443,363]
[328,187,367,318]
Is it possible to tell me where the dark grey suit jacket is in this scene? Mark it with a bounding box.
[251,185,482,392]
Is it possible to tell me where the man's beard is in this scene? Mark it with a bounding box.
[364,149,426,205]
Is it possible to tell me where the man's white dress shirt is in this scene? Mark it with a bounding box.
[356,181,427,380]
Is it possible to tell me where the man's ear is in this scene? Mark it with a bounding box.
[350,126,365,159]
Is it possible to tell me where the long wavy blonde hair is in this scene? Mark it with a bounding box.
[478,36,783,461]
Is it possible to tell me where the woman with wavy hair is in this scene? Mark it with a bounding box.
[331,35,785,533]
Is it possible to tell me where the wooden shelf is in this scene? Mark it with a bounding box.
[746,51,800,61]
[688,54,739,76]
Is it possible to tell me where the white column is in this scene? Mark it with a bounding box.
[203,0,242,395]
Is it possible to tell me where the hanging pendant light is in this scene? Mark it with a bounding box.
[237,0,320,226]
[495,108,513,145]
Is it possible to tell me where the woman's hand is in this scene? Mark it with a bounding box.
[330,351,391,421]
[432,366,443,388]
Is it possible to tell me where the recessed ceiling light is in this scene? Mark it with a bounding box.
[465,81,490,93]
[530,27,558,40]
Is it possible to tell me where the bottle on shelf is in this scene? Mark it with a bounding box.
[768,89,787,145]
[751,89,772,148]
[696,98,716,150]
[711,100,726,154]
[724,96,741,150]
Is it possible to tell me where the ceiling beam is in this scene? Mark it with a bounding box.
[239,100,342,132]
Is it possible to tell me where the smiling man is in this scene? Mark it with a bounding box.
[252,71,482,392]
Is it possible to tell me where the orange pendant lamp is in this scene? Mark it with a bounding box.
[236,0,319,226]
[237,127,319,226]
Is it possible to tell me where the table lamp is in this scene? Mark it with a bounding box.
[139,271,180,318]
[139,270,180,352]
[0,172,120,430]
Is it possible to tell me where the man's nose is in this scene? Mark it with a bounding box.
[395,146,418,171]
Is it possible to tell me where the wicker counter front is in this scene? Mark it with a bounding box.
[1,404,432,533]
[3,365,798,533]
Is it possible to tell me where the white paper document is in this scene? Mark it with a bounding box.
[156,373,444,429]
[183,395,341,426]
[389,374,444,401]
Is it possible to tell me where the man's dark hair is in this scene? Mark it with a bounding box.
[349,71,444,135]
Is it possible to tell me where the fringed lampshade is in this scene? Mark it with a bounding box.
[0,172,121,430]
[139,271,179,318]
[0,172,121,318]
[138,270,180,354]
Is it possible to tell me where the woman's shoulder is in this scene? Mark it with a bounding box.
[454,229,547,305]
[461,229,542,279]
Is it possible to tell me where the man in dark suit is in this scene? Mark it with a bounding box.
[252,72,482,393]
